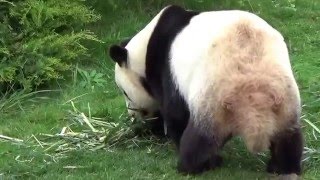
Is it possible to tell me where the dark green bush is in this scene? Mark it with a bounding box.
[0,0,101,91]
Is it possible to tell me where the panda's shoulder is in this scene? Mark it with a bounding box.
[145,5,200,63]
[152,5,200,35]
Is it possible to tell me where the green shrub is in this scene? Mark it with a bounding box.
[0,0,101,91]
[76,68,107,90]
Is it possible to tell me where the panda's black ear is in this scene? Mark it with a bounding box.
[109,45,128,66]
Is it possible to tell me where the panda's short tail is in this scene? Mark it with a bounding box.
[241,117,276,153]
[221,85,284,153]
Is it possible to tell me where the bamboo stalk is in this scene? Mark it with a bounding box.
[0,134,23,142]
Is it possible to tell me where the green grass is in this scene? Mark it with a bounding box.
[1,0,320,179]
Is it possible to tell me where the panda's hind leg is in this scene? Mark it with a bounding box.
[177,120,223,174]
[267,124,303,176]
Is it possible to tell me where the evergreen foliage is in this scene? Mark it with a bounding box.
[0,0,101,91]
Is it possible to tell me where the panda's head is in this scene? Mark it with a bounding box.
[108,6,170,118]
[109,39,158,118]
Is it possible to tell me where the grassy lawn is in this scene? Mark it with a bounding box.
[1,0,320,179]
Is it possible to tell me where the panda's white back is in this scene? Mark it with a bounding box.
[169,10,298,109]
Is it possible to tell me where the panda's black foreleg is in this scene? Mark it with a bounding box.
[161,96,189,147]
[177,120,222,174]
[148,111,165,137]
[267,125,303,176]
[166,119,188,147]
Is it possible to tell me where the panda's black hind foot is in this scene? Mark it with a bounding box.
[267,159,279,174]
[177,120,222,175]
[267,125,303,176]
[177,154,223,175]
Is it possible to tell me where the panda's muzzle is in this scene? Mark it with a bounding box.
[127,106,148,117]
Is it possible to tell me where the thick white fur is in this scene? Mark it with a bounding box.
[170,10,300,152]
[170,10,297,103]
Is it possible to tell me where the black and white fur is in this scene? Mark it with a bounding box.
[109,5,303,178]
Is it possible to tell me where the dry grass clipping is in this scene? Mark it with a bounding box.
[26,101,166,161]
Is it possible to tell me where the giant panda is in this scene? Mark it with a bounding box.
[109,5,303,178]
